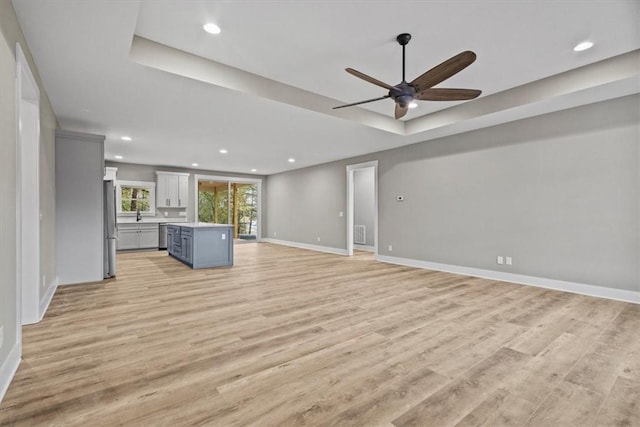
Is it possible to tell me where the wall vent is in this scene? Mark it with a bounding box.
[354,225,366,245]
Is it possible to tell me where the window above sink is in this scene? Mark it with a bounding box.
[116,180,156,216]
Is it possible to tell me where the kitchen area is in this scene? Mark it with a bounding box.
[104,162,260,273]
[107,167,190,253]
[55,131,262,287]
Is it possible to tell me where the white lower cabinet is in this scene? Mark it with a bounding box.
[117,223,159,250]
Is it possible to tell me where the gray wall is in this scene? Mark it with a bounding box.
[266,160,348,248]
[354,168,375,246]
[0,0,58,384]
[56,131,104,285]
[106,161,265,224]
[266,94,639,292]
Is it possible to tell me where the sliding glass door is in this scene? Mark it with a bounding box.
[197,177,260,241]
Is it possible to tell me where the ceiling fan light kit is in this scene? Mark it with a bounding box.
[334,33,482,119]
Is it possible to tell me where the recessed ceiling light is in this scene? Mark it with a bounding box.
[203,23,221,35]
[192,163,199,167]
[574,41,594,52]
[114,155,123,160]
[219,149,228,154]
[408,102,418,109]
[121,136,132,141]
[251,168,257,172]
[288,158,295,163]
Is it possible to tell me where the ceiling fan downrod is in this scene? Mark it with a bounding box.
[396,33,411,83]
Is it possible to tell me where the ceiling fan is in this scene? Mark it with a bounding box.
[333,33,481,119]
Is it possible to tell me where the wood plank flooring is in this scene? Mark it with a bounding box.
[1,243,638,426]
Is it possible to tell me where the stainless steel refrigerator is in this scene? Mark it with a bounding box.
[104,180,117,278]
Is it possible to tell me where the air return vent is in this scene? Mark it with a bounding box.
[354,225,366,245]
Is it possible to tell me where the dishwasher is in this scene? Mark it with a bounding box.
[159,223,168,250]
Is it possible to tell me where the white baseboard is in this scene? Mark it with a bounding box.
[39,276,58,321]
[0,341,21,404]
[262,238,348,256]
[376,255,640,304]
[354,244,375,252]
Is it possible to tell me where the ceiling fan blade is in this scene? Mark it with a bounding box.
[346,68,396,91]
[395,104,408,119]
[333,95,390,110]
[416,88,482,101]
[410,51,477,93]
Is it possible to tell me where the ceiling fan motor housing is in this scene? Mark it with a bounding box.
[391,82,417,107]
[395,94,414,108]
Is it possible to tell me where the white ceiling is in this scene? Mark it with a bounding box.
[12,0,640,175]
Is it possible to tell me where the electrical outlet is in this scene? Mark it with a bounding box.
[339,211,343,217]
[497,256,504,265]
[506,256,513,265]
[388,245,393,251]
[317,237,321,242]
[164,211,168,217]
[273,231,277,237]
[221,233,226,240]
[179,211,187,217]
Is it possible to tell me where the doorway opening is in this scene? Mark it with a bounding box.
[195,175,261,242]
[16,43,41,327]
[346,161,378,257]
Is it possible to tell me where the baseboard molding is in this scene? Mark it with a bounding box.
[376,255,640,304]
[39,276,59,321]
[262,238,348,256]
[354,244,375,252]
[0,341,21,404]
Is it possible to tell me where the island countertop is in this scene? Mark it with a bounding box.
[166,222,233,229]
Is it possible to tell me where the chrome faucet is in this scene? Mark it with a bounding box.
[136,208,142,222]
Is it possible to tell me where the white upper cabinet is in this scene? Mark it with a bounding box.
[156,171,189,208]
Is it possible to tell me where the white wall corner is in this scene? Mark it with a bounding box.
[262,238,348,256]
[0,341,21,404]
[39,276,59,321]
[376,255,640,305]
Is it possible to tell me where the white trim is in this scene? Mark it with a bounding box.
[346,161,378,257]
[376,255,640,304]
[16,42,41,328]
[262,238,348,256]
[194,174,262,242]
[38,277,58,322]
[116,180,156,215]
[354,244,375,252]
[104,166,118,181]
[156,171,190,177]
[0,341,21,404]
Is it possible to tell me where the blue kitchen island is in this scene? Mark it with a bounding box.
[166,223,234,269]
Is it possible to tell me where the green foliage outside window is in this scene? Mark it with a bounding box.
[198,184,257,235]
[121,187,151,212]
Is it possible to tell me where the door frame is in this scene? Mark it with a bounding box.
[346,160,378,256]
[193,174,262,241]
[16,43,41,329]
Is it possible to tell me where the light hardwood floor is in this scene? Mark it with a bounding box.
[1,243,638,426]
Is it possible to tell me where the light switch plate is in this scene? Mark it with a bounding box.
[221,234,226,240]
